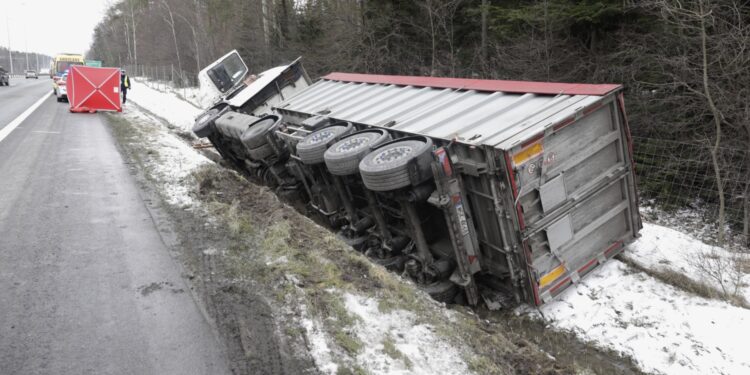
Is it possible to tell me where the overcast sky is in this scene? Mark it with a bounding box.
[0,0,110,57]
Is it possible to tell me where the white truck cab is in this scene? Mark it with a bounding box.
[197,50,311,116]
[192,50,312,145]
[197,50,249,107]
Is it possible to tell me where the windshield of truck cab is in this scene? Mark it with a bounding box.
[56,61,83,75]
[207,52,247,93]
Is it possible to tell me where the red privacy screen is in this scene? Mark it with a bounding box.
[68,65,122,113]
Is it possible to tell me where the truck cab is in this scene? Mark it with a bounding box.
[196,50,311,115]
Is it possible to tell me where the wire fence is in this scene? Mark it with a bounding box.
[633,136,749,248]
[124,64,198,89]
[124,64,201,107]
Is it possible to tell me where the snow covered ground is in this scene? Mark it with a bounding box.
[127,78,203,132]
[121,79,750,375]
[119,107,209,206]
[530,223,750,375]
[627,222,750,303]
[344,293,469,375]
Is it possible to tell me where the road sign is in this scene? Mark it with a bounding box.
[85,60,103,67]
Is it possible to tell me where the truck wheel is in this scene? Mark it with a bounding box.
[247,142,275,161]
[241,115,280,150]
[193,108,221,138]
[296,123,354,165]
[359,138,433,191]
[419,280,458,304]
[324,129,391,176]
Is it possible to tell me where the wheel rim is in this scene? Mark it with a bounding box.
[372,145,415,164]
[304,129,335,145]
[332,135,371,153]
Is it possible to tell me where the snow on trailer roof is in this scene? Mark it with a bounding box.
[277,73,622,150]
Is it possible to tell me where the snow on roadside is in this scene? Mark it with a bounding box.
[531,253,750,375]
[343,293,470,375]
[121,106,209,206]
[626,222,750,303]
[298,304,340,375]
[141,81,202,108]
[127,78,203,132]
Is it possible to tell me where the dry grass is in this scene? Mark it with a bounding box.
[618,256,749,308]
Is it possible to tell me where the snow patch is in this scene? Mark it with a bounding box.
[127,79,203,132]
[298,304,339,375]
[627,222,749,302]
[534,259,750,375]
[121,106,209,206]
[344,293,471,375]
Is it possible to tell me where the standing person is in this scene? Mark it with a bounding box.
[121,69,131,103]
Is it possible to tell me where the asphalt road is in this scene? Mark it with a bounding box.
[0,77,52,130]
[0,78,231,374]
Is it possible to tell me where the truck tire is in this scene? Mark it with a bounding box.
[296,123,353,165]
[193,108,221,138]
[324,129,391,176]
[241,115,280,150]
[247,142,275,161]
[358,138,433,191]
[419,280,458,304]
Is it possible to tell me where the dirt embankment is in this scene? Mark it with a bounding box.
[106,111,645,375]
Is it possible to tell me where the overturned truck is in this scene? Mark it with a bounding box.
[193,51,642,307]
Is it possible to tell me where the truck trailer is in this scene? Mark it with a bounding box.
[192,51,642,307]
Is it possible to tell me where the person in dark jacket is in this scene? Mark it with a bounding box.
[121,70,131,103]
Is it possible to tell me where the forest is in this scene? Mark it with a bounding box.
[0,47,51,74]
[88,0,750,244]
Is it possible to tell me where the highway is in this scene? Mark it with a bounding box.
[0,77,231,374]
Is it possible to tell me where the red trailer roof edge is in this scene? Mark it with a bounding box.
[322,72,621,96]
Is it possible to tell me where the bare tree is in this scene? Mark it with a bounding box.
[126,0,140,67]
[177,13,201,72]
[160,0,183,74]
[697,0,727,246]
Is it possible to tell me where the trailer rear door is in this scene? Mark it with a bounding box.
[504,96,641,304]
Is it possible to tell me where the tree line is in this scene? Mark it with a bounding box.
[0,47,51,74]
[88,0,750,244]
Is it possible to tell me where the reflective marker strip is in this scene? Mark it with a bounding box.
[512,141,543,166]
[0,92,51,144]
[539,264,566,289]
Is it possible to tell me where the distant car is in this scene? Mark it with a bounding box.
[55,73,68,102]
[0,66,8,86]
[39,68,50,76]
[25,70,38,79]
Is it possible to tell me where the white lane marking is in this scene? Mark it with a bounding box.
[0,92,52,144]
[31,131,61,134]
